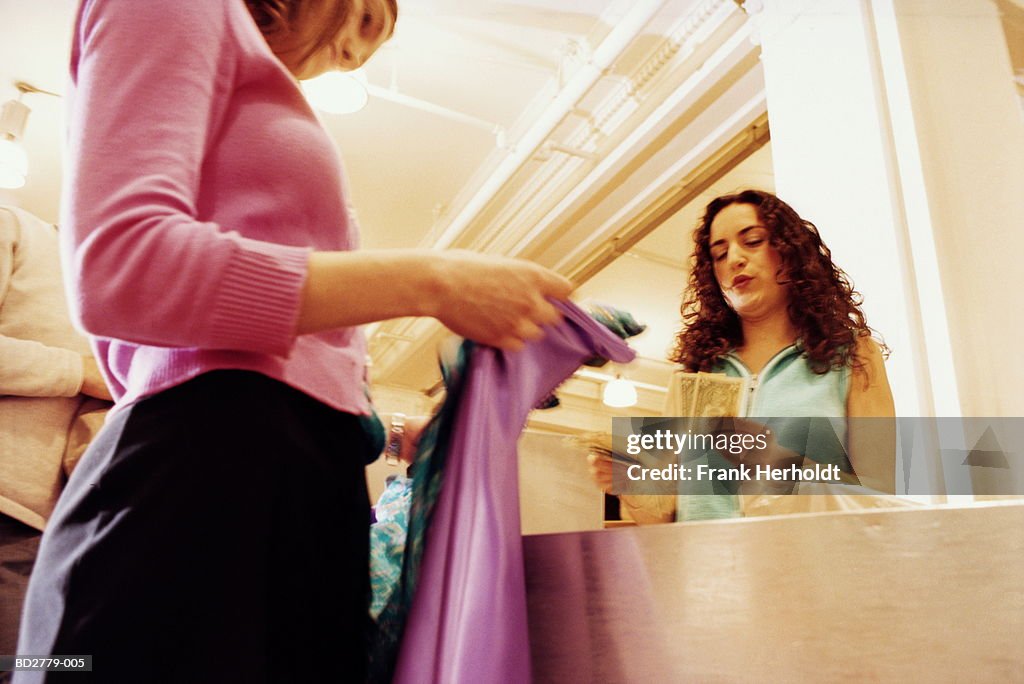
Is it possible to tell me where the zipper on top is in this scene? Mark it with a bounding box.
[746,374,760,417]
[723,344,799,416]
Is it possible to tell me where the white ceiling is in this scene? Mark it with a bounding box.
[328,0,628,250]
[0,0,624,231]
[1,0,779,406]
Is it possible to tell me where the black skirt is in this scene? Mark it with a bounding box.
[15,370,373,684]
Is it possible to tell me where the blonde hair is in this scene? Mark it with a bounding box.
[245,0,397,70]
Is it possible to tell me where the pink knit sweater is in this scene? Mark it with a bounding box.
[62,0,369,416]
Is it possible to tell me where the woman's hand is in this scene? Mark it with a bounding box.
[81,356,113,401]
[586,449,614,494]
[711,417,802,494]
[715,418,802,470]
[428,250,573,351]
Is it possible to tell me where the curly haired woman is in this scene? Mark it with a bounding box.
[591,189,895,522]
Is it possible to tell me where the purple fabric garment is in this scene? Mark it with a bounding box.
[392,301,635,684]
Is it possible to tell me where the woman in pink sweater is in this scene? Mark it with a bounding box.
[16,0,571,681]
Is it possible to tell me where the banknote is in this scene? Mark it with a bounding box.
[667,370,749,417]
[675,372,699,416]
[693,372,748,417]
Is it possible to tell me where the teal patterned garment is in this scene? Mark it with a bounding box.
[369,475,413,619]
[581,302,646,366]
[368,337,472,682]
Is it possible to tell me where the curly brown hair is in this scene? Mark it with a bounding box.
[245,0,398,71]
[671,189,886,374]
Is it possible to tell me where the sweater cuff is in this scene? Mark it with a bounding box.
[208,239,312,356]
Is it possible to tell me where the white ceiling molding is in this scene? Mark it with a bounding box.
[447,0,746,259]
[429,0,670,251]
[457,0,748,260]
[367,82,506,140]
[504,10,757,261]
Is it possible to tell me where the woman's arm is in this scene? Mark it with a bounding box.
[299,249,572,351]
[0,210,84,398]
[845,336,897,492]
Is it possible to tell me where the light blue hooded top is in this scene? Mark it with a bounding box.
[676,344,852,521]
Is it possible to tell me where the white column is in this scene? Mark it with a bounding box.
[749,0,1024,418]
[750,0,931,418]
[878,0,1024,417]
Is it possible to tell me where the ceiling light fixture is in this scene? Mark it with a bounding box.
[0,88,31,190]
[0,82,61,190]
[301,69,369,114]
[602,374,638,408]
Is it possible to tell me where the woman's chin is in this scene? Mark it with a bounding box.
[728,296,757,316]
[731,300,779,321]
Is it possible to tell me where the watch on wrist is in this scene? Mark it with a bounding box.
[385,413,406,466]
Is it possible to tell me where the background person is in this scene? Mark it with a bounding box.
[0,205,112,676]
[16,0,571,681]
